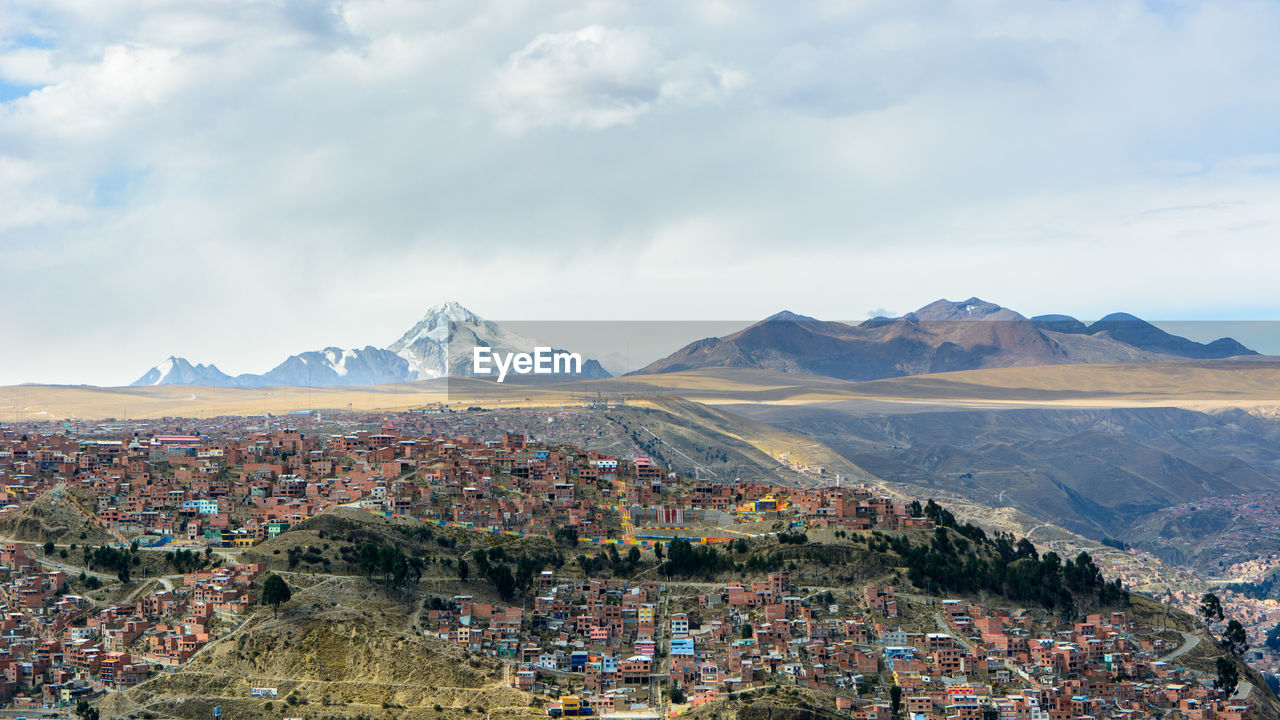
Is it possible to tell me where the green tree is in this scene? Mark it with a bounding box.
[1215,656,1240,697]
[1265,623,1280,652]
[1224,619,1250,656]
[261,573,292,619]
[890,685,903,718]
[42,540,54,554]
[75,700,100,720]
[488,563,516,600]
[1200,593,1225,624]
[457,558,470,582]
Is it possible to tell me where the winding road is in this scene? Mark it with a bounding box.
[1157,631,1200,662]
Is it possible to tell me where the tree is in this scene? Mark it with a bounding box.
[42,540,54,554]
[1224,619,1250,656]
[1200,593,1225,625]
[75,699,100,720]
[1266,623,1280,652]
[261,573,292,619]
[554,526,579,547]
[890,685,903,718]
[487,563,516,600]
[1215,657,1240,698]
[457,558,470,582]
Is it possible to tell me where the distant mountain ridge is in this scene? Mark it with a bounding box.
[633,297,1259,381]
[132,302,610,387]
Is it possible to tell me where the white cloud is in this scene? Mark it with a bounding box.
[485,25,745,131]
[0,0,1279,384]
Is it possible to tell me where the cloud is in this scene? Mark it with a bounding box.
[485,25,745,131]
[0,0,1279,384]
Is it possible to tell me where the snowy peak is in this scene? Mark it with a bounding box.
[247,346,411,386]
[130,301,611,386]
[388,302,553,379]
[133,357,234,386]
[388,301,486,353]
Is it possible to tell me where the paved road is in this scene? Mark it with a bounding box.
[934,613,975,652]
[1157,631,1200,662]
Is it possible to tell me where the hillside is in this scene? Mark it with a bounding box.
[0,483,117,546]
[105,577,539,720]
[80,490,1280,720]
[736,403,1280,564]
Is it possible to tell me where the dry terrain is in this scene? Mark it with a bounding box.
[6,360,1280,421]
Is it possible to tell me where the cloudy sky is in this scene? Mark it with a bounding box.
[3,0,1280,385]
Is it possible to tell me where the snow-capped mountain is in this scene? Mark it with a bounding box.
[133,357,236,386]
[389,301,539,379]
[130,303,610,387]
[242,346,411,387]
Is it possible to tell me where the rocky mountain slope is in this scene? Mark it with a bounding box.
[635,297,1258,381]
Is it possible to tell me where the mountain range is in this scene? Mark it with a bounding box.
[135,297,1260,387]
[133,302,610,387]
[633,297,1258,381]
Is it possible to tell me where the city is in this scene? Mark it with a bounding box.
[0,410,1265,720]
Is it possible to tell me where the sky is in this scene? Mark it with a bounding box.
[3,0,1280,385]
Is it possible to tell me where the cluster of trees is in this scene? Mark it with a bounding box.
[1200,593,1250,656]
[351,542,424,589]
[1201,593,1249,698]
[890,516,1127,614]
[471,550,516,599]
[85,545,136,583]
[287,544,329,570]
[465,546,568,600]
[776,532,809,545]
[164,547,212,573]
[575,545,643,579]
[1226,578,1274,600]
[1100,538,1129,551]
[661,538,735,579]
[742,552,786,574]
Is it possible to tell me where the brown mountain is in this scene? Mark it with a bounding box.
[633,297,1257,381]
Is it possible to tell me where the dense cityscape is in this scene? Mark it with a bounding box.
[0,410,1268,720]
